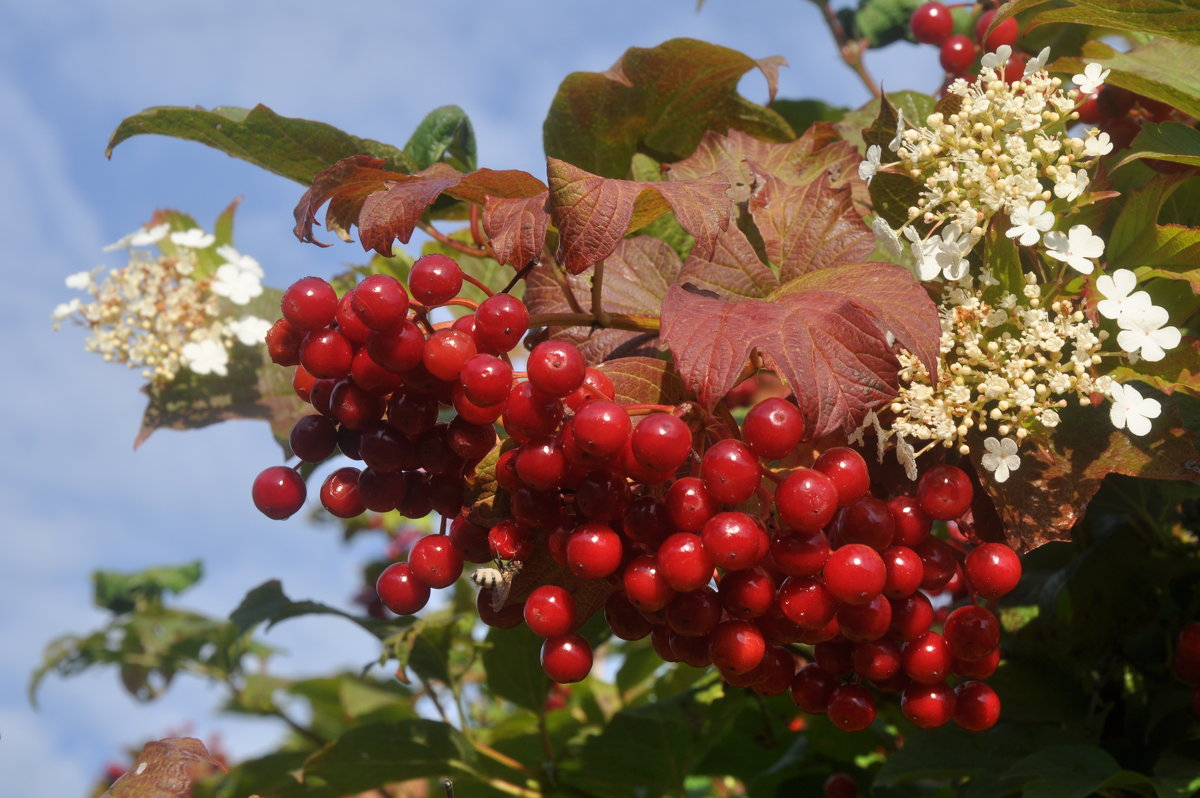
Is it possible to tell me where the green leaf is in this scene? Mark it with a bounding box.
[836,90,936,152]
[212,196,241,250]
[403,105,476,172]
[481,624,552,712]
[1107,337,1200,399]
[1001,745,1121,798]
[1050,40,1200,122]
[92,561,203,613]
[302,719,478,791]
[229,580,396,639]
[107,104,414,185]
[1114,121,1200,171]
[1107,173,1200,292]
[770,99,848,134]
[544,38,794,179]
[995,0,1200,48]
[854,0,924,48]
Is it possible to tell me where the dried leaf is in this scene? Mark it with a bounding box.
[104,737,225,798]
[358,164,464,255]
[293,155,409,246]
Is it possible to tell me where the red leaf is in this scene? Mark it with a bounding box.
[660,285,761,409]
[753,55,789,104]
[525,236,680,364]
[484,192,550,269]
[547,158,730,274]
[749,166,875,281]
[358,163,464,255]
[677,226,779,299]
[106,737,225,797]
[446,168,547,204]
[293,155,407,246]
[597,356,689,406]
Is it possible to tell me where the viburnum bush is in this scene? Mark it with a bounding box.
[43,1,1200,796]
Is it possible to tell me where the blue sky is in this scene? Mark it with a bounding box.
[0,1,939,793]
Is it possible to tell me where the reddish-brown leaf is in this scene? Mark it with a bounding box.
[749,166,875,281]
[358,163,464,255]
[753,56,788,104]
[974,406,1200,552]
[659,285,760,410]
[597,356,689,407]
[525,236,680,364]
[483,192,551,269]
[105,737,225,797]
[677,225,779,299]
[548,158,730,274]
[446,168,547,204]
[293,155,408,246]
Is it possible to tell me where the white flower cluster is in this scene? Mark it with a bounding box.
[869,46,1114,282]
[52,222,271,385]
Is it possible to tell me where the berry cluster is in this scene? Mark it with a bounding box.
[910,2,1019,77]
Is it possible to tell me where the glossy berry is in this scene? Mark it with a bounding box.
[814,447,871,506]
[837,593,893,642]
[910,1,953,45]
[571,400,631,458]
[540,633,593,683]
[944,605,1001,661]
[408,253,463,306]
[631,413,692,473]
[974,9,1019,52]
[708,619,766,675]
[890,592,935,642]
[604,592,654,641]
[252,466,307,519]
[665,477,717,533]
[622,554,676,612]
[775,468,839,532]
[827,684,876,732]
[742,398,804,459]
[408,535,464,589]
[524,585,576,638]
[320,466,366,518]
[351,274,409,330]
[565,367,615,410]
[281,276,338,331]
[952,646,1000,680]
[488,520,533,561]
[790,663,838,714]
[515,439,567,491]
[902,681,957,729]
[915,537,960,591]
[964,542,1022,600]
[829,496,895,551]
[527,341,586,398]
[701,512,767,571]
[955,681,1001,731]
[459,353,513,407]
[666,586,722,637]
[718,566,775,619]
[771,529,830,577]
[289,414,338,463]
[888,496,933,547]
[823,544,887,605]
[657,533,716,592]
[335,290,372,343]
[266,318,304,366]
[882,545,925,599]
[853,639,903,682]
[422,329,477,382]
[565,522,623,579]
[300,329,354,378]
[903,631,952,684]
[376,562,431,615]
[700,439,761,504]
[778,576,837,630]
[473,293,529,353]
[917,464,974,520]
[940,34,976,75]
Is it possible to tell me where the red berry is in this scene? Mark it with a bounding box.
[665,586,723,637]
[915,536,960,590]
[504,382,564,439]
[488,520,533,561]
[524,585,576,638]
[376,562,431,615]
[823,544,887,606]
[718,566,775,619]
[335,290,372,344]
[888,496,933,547]
[356,467,405,512]
[770,530,831,577]
[320,466,365,518]
[952,646,1000,680]
[289,414,338,463]
[409,535,464,589]
[824,772,858,798]
[666,477,717,533]
[700,439,761,504]
[449,515,491,564]
[910,2,953,45]
[515,439,567,491]
[622,554,676,612]
[266,318,304,367]
[352,274,409,331]
[1173,622,1200,684]
[944,605,1000,661]
[775,468,839,532]
[300,329,354,378]
[778,576,837,630]
[408,253,463,306]
[940,34,976,75]
[742,397,804,459]
[565,367,615,410]
[750,646,797,696]
[657,533,716,592]
[708,619,766,675]
[974,9,1019,52]
[902,681,957,729]
[281,276,338,331]
[527,340,586,398]
[570,400,630,458]
[459,353,513,407]
[252,465,306,519]
[827,684,876,732]
[882,545,925,598]
[604,592,654,641]
[477,588,523,629]
[540,633,593,683]
[631,413,693,473]
[837,593,893,642]
[474,293,529,353]
[917,464,974,520]
[565,522,623,579]
[964,542,1022,600]
[814,447,871,506]
[890,592,935,642]
[829,496,895,551]
[574,469,631,522]
[954,681,1001,731]
[853,639,903,682]
[701,512,767,571]
[422,329,477,382]
[903,631,951,684]
[790,663,838,714]
[330,379,386,430]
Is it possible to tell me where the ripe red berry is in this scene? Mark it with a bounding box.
[974,9,1019,52]
[700,439,761,505]
[964,542,1022,600]
[882,545,925,599]
[790,663,838,714]
[829,496,896,551]
[422,329,477,382]
[742,397,804,459]
[604,592,654,641]
[888,496,933,547]
[915,536,960,590]
[527,340,586,398]
[701,512,767,571]
[281,276,338,331]
[666,477,717,533]
[476,588,524,629]
[300,329,354,378]
[352,274,410,330]
[770,529,830,577]
[320,466,366,518]
[252,465,306,519]
[565,522,623,579]
[910,1,953,45]
[330,379,386,430]
[778,576,837,630]
[449,515,491,564]
[408,253,463,306]
[902,681,957,729]
[940,34,976,75]
[708,619,766,675]
[565,367,616,410]
[853,639,903,682]
[837,593,893,642]
[504,382,564,440]
[775,468,839,532]
[289,414,338,463]
[944,605,1001,661]
[718,566,775,619]
[376,562,431,615]
[665,586,723,637]
[890,592,935,642]
[266,318,304,367]
[657,533,716,592]
[917,464,974,520]
[823,544,887,606]
[952,646,1000,680]
[335,290,372,344]
[515,438,567,491]
[823,772,858,798]
[954,680,1001,731]
[814,447,871,506]
[622,554,676,612]
[631,413,692,474]
[409,535,464,589]
[540,633,593,683]
[827,684,876,732]
[903,631,952,684]
[524,585,576,638]
[474,293,529,353]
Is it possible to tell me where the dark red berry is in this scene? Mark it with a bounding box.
[352,274,409,331]
[281,276,338,331]
[657,533,715,592]
[823,544,886,605]
[718,566,775,619]
[917,464,974,520]
[778,576,837,630]
[701,512,767,571]
[700,439,761,505]
[790,663,838,714]
[742,398,804,459]
[891,592,935,642]
[940,34,976,75]
[252,465,306,519]
[525,585,576,638]
[964,542,1022,600]
[665,586,723,637]
[837,593,893,642]
[408,253,463,307]
[902,681,957,729]
[814,447,871,506]
[541,633,592,683]
[954,680,1001,731]
[289,414,338,463]
[911,1,953,45]
[775,468,839,532]
[944,605,1001,661]
[708,619,766,675]
[827,684,876,732]
[605,592,654,641]
[376,562,430,615]
[320,466,365,518]
[829,496,896,551]
[300,329,354,378]
[823,772,858,798]
[266,318,305,367]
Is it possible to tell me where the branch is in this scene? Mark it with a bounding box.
[812,0,880,98]
[418,221,491,258]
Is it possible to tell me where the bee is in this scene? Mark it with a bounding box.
[470,560,523,610]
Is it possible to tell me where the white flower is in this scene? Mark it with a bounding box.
[1116,303,1181,362]
[873,217,903,260]
[103,222,170,252]
[1073,62,1111,95]
[211,263,263,305]
[981,436,1021,482]
[216,245,265,279]
[859,145,882,184]
[905,227,943,281]
[1108,382,1161,436]
[1083,132,1113,157]
[1006,200,1055,246]
[935,224,974,280]
[65,271,92,290]
[981,45,1012,71]
[1025,47,1052,75]
[1095,269,1146,320]
[229,315,272,346]
[1053,168,1089,202]
[1043,224,1104,274]
[181,339,229,377]
[170,228,216,249]
[889,108,905,153]
[1040,408,1060,428]
[51,297,82,321]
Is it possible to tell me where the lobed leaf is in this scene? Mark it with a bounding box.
[543,38,795,179]
[1113,121,1200,171]
[93,562,203,614]
[676,226,780,300]
[107,104,413,185]
[483,192,551,269]
[597,356,689,407]
[994,0,1200,48]
[229,580,395,640]
[402,104,476,172]
[357,164,465,254]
